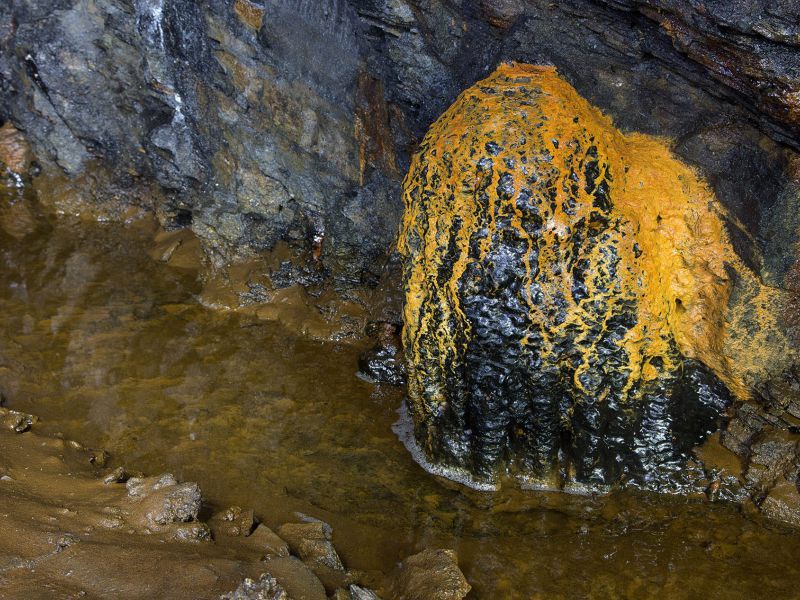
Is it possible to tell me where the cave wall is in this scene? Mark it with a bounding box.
[1,0,799,286]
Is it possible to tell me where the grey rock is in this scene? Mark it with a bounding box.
[349,585,383,600]
[221,573,289,600]
[126,474,202,525]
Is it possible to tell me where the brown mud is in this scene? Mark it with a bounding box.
[1,185,800,598]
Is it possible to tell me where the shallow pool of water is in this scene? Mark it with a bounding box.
[1,189,799,599]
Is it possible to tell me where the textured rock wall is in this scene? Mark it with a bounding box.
[1,0,798,286]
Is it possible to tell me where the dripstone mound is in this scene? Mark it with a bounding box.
[399,62,788,491]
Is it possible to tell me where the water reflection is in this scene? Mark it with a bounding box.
[1,188,798,598]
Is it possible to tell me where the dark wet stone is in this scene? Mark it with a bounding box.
[358,322,406,386]
[210,506,256,537]
[358,344,406,386]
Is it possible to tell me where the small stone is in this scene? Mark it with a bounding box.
[209,506,255,537]
[125,474,202,531]
[0,408,38,433]
[349,584,383,600]
[171,522,211,543]
[222,573,289,600]
[145,482,202,525]
[88,449,110,467]
[103,467,127,485]
[277,521,344,571]
[393,549,471,600]
[54,534,79,552]
[246,524,290,558]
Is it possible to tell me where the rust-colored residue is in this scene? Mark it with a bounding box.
[233,0,265,30]
[400,62,777,402]
[0,122,31,174]
[355,72,398,186]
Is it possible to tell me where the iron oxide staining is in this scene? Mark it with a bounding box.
[398,63,758,490]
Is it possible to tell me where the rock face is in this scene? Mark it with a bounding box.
[1,0,798,287]
[398,63,793,490]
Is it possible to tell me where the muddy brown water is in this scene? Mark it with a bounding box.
[1,188,799,599]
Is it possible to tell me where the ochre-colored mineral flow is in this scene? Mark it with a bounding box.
[398,62,782,488]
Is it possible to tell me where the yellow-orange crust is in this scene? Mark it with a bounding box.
[400,62,769,421]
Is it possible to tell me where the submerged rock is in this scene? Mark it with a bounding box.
[277,521,345,572]
[393,549,470,600]
[397,63,791,490]
[210,506,256,537]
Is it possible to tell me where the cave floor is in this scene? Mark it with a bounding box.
[1,191,799,599]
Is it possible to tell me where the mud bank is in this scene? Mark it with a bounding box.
[0,407,471,600]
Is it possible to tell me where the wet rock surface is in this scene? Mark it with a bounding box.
[0,2,799,591]
[399,63,754,490]
[392,549,471,600]
[221,573,289,600]
[1,0,798,287]
[357,322,406,386]
[2,2,798,502]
